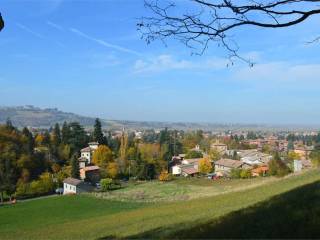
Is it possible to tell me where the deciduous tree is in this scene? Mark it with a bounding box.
[92,145,113,169]
[199,157,212,174]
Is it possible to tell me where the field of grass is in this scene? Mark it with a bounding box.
[91,176,276,202]
[1,169,320,239]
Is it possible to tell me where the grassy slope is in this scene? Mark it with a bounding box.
[92,177,275,202]
[1,170,320,239]
[164,180,320,239]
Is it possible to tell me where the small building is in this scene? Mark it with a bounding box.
[88,142,99,150]
[214,159,247,173]
[293,160,303,172]
[294,159,312,172]
[238,150,272,166]
[181,165,199,177]
[301,159,312,169]
[63,178,85,195]
[78,157,88,169]
[171,158,201,177]
[172,165,182,175]
[294,146,313,160]
[211,143,228,155]
[80,166,100,183]
[190,144,202,152]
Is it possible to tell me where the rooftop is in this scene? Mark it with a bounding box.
[63,177,82,186]
[82,166,100,171]
[215,159,243,168]
[81,147,91,152]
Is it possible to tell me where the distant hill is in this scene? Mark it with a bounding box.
[0,105,316,131]
[0,106,96,128]
[0,105,248,130]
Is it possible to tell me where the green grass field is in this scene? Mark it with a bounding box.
[1,170,320,239]
[91,176,276,202]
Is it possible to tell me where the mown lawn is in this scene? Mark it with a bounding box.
[1,170,320,239]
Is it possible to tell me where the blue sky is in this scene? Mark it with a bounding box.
[1,0,320,125]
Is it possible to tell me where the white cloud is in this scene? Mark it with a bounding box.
[234,62,320,83]
[70,28,142,56]
[133,54,228,73]
[47,21,64,31]
[16,23,45,39]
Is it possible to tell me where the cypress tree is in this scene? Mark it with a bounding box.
[61,121,70,144]
[53,123,61,147]
[93,118,106,144]
[22,127,34,154]
[71,154,80,179]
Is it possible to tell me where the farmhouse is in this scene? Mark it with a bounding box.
[63,178,86,195]
[214,159,249,174]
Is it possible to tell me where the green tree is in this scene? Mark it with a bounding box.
[209,148,221,161]
[185,150,203,159]
[268,153,290,177]
[68,122,88,153]
[240,169,251,179]
[52,123,61,147]
[61,121,71,144]
[93,118,106,144]
[70,154,80,179]
[310,151,320,167]
[22,127,34,154]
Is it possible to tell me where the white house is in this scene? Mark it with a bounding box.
[172,165,182,175]
[238,150,272,166]
[172,158,201,177]
[79,142,99,166]
[63,178,85,195]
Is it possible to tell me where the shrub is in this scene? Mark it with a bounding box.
[100,178,113,191]
[240,169,251,179]
[268,159,290,177]
[230,169,241,179]
[15,172,54,198]
[159,171,172,181]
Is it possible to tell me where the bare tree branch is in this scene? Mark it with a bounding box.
[0,13,4,32]
[138,0,320,65]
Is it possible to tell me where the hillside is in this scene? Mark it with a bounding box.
[0,106,96,128]
[0,105,260,130]
[0,170,319,239]
[0,106,317,131]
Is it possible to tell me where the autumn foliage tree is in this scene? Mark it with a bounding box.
[92,145,113,169]
[158,170,171,181]
[199,157,212,174]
